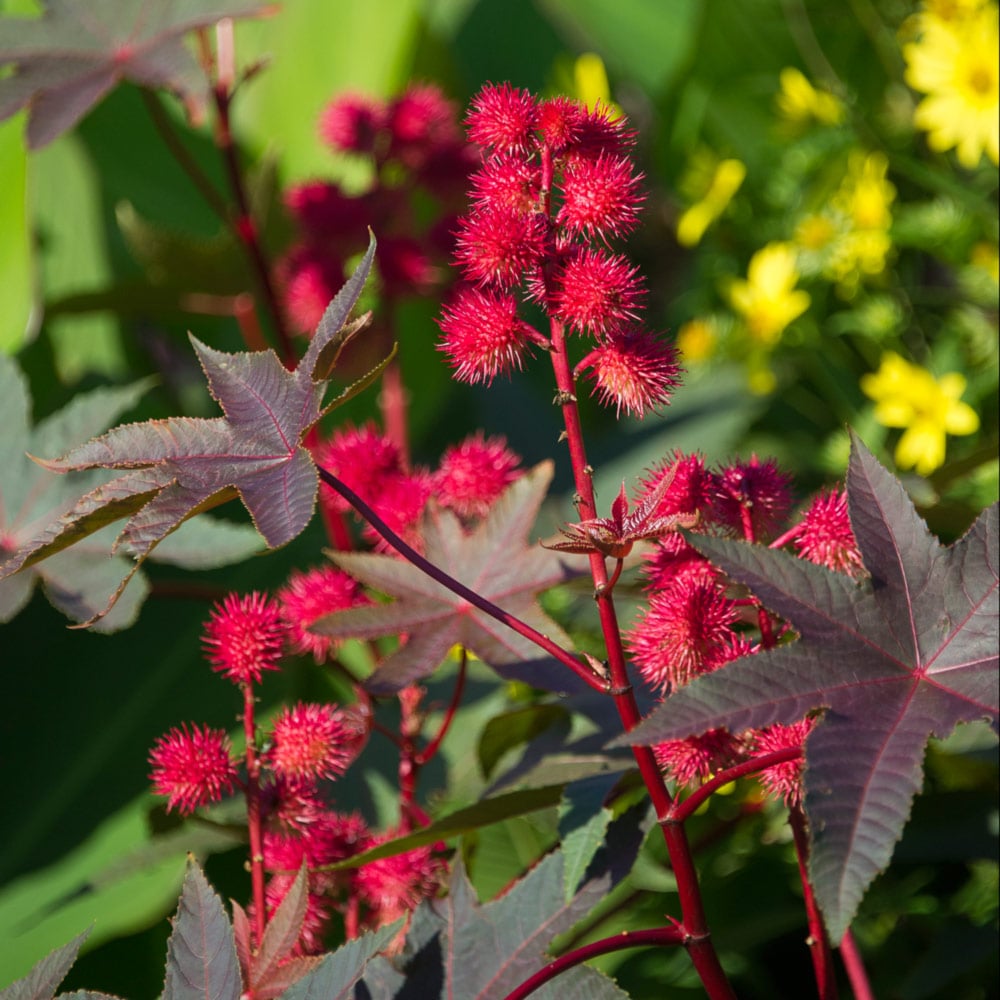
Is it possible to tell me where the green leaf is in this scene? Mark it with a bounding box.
[326,785,566,870]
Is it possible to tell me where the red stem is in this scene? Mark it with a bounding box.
[669,747,802,824]
[838,929,875,1000]
[316,465,604,692]
[195,29,295,365]
[789,803,838,999]
[380,352,411,469]
[502,926,685,1000]
[416,648,468,766]
[538,145,734,999]
[241,683,267,947]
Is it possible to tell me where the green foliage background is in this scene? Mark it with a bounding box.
[0,0,996,997]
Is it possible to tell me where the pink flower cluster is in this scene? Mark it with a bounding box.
[316,422,525,550]
[147,589,444,954]
[438,84,680,417]
[280,83,474,336]
[624,454,864,805]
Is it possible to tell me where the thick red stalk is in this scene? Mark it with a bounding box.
[502,926,685,1000]
[241,682,267,947]
[789,803,838,999]
[195,28,295,365]
[316,466,604,692]
[838,929,875,1000]
[537,145,734,999]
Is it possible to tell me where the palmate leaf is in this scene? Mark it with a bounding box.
[0,0,273,149]
[311,462,586,695]
[0,238,383,626]
[357,806,648,1000]
[617,434,999,940]
[0,354,263,631]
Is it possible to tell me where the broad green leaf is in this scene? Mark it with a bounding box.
[0,799,216,987]
[313,463,586,695]
[327,785,566,870]
[0,928,89,1000]
[0,0,273,149]
[163,860,240,1000]
[0,238,380,625]
[0,114,32,353]
[619,435,999,940]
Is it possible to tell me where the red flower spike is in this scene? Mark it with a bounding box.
[536,96,586,152]
[551,247,646,336]
[465,82,539,152]
[148,723,237,816]
[360,469,433,554]
[268,702,353,782]
[280,246,346,334]
[748,718,815,807]
[437,286,535,384]
[639,452,714,521]
[202,591,285,685]
[573,102,638,157]
[470,156,542,215]
[453,205,547,289]
[387,84,461,165]
[318,93,386,154]
[315,422,404,516]
[712,455,793,541]
[283,182,368,241]
[432,432,523,519]
[545,472,697,560]
[355,835,446,925]
[793,488,866,578]
[557,152,644,241]
[628,577,743,693]
[654,728,744,787]
[642,532,719,591]
[579,330,682,418]
[279,565,370,662]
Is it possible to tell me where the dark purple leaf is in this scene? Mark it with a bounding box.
[0,928,89,1000]
[617,434,999,940]
[0,239,381,626]
[249,863,307,995]
[275,922,402,1000]
[0,0,273,149]
[162,859,240,1000]
[313,462,585,695]
[358,806,647,1000]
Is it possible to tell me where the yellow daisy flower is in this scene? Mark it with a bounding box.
[903,3,1000,167]
[729,243,811,345]
[860,352,981,475]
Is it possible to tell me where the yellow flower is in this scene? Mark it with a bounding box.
[970,240,1000,283]
[903,3,1000,167]
[573,52,621,115]
[676,158,746,247]
[729,243,811,345]
[860,352,980,474]
[676,317,718,362]
[797,151,896,292]
[775,67,845,127]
